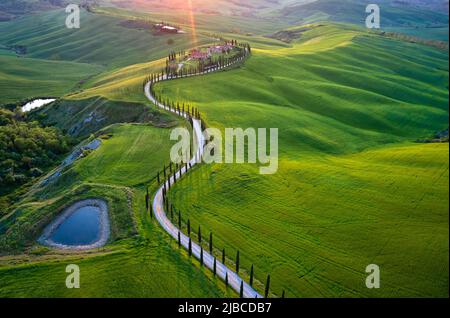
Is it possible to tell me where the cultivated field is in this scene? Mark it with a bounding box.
[155,24,449,297]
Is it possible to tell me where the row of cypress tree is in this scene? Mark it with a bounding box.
[143,44,284,298]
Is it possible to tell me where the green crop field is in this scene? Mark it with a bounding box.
[0,9,210,68]
[0,1,448,300]
[0,123,232,297]
[0,54,103,105]
[155,24,449,297]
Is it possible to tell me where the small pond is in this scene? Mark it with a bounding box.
[21,99,55,112]
[38,199,110,250]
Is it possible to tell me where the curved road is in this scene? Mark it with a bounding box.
[144,51,262,298]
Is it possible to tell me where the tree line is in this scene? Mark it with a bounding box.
[146,169,283,298]
[0,107,71,214]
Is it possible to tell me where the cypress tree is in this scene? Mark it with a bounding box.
[198,226,202,243]
[149,204,153,219]
[225,272,228,287]
[178,210,182,228]
[249,264,254,287]
[157,171,160,184]
[265,274,271,298]
[281,290,285,299]
[236,250,240,273]
[222,248,225,264]
[209,232,213,253]
[178,231,181,248]
[240,281,244,298]
[187,219,191,236]
[213,257,217,276]
[200,247,204,266]
[145,193,149,211]
[188,237,192,257]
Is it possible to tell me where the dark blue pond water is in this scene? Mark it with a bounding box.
[50,206,101,246]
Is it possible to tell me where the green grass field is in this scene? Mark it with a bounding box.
[0,124,232,297]
[0,54,103,105]
[0,9,210,68]
[0,2,448,298]
[0,7,211,106]
[154,24,449,297]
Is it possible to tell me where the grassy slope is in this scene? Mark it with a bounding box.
[154,24,449,297]
[277,0,449,27]
[0,9,210,68]
[0,123,231,297]
[0,54,103,105]
[0,7,210,105]
[273,0,449,42]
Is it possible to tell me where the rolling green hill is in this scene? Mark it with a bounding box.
[0,54,103,105]
[154,23,449,297]
[0,123,232,297]
[0,8,210,68]
[0,1,448,298]
[278,0,449,26]
[275,0,449,41]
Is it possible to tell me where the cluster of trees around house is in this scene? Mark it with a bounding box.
[153,42,251,81]
[0,108,71,194]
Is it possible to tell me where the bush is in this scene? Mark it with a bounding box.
[0,108,71,195]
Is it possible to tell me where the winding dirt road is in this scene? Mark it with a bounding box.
[144,51,262,298]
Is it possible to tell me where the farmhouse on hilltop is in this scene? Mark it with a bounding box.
[190,49,210,60]
[154,23,181,34]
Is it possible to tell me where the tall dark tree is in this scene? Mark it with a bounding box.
[178,231,181,248]
[187,219,191,236]
[225,272,229,287]
[200,247,204,266]
[265,274,271,298]
[209,232,213,253]
[213,257,217,276]
[188,237,192,257]
[198,226,202,243]
[145,193,149,211]
[236,250,240,273]
[222,248,225,264]
[240,280,244,298]
[249,264,254,287]
[178,210,182,228]
[281,290,285,299]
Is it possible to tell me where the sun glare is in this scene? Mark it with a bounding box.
[187,0,198,45]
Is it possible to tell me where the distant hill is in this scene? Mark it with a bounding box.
[392,0,449,14]
[0,0,65,20]
[278,0,449,26]
[100,0,306,17]
[273,0,449,41]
